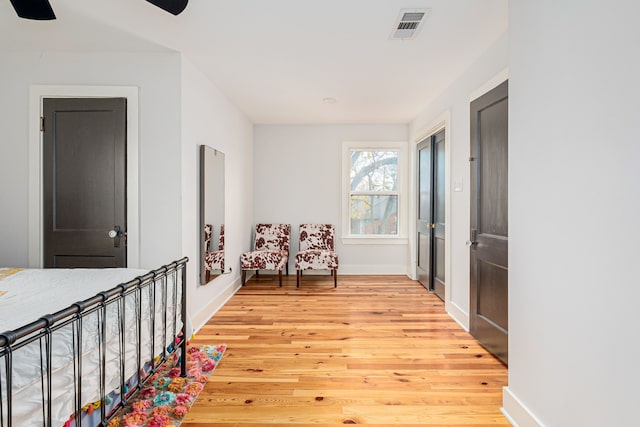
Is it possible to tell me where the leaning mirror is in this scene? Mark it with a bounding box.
[200,145,225,285]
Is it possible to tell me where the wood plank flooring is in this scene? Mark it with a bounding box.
[186,274,509,426]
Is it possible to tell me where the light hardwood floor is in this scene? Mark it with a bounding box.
[186,274,510,426]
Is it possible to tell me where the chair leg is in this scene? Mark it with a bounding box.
[278,270,283,287]
[334,269,337,287]
[256,270,259,277]
[241,270,246,286]
[286,263,289,276]
[296,270,300,288]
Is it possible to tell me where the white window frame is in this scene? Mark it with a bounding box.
[341,141,408,245]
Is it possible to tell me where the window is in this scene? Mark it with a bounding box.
[342,141,407,243]
[349,150,398,235]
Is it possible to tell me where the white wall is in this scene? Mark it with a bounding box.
[253,124,408,274]
[0,51,254,332]
[504,2,640,426]
[0,51,182,268]
[408,33,508,327]
[181,57,254,330]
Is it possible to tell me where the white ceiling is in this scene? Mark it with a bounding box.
[0,0,508,124]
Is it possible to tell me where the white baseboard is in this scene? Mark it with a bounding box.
[502,386,544,427]
[251,265,407,275]
[445,300,469,331]
[191,277,242,333]
[338,264,408,275]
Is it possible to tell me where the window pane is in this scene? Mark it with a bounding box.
[350,195,398,235]
[350,151,398,192]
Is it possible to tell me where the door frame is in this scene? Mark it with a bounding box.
[411,110,452,307]
[28,85,140,268]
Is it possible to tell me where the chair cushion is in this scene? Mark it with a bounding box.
[295,249,339,270]
[241,249,288,271]
[254,224,291,251]
[299,224,334,251]
[204,250,224,271]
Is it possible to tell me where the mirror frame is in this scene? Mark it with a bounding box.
[199,145,225,285]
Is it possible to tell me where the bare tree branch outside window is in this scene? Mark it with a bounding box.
[349,150,398,235]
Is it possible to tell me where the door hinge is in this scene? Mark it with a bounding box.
[40,116,45,132]
[468,156,476,162]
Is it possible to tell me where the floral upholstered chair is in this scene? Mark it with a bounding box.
[240,224,291,287]
[204,224,225,282]
[295,224,339,288]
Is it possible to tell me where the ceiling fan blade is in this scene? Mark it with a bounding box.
[145,0,188,16]
[9,0,56,20]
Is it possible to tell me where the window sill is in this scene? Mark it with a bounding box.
[341,236,409,245]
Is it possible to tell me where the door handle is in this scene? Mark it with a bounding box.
[466,229,478,247]
[108,226,123,248]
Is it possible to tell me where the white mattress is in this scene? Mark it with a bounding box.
[0,267,183,427]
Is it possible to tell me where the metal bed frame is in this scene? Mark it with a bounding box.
[0,257,188,427]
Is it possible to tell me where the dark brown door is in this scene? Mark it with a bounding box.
[469,80,508,364]
[417,138,432,291]
[417,129,445,300]
[43,98,127,268]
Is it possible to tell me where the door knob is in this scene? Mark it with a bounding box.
[108,225,122,238]
[467,229,478,247]
[108,226,124,248]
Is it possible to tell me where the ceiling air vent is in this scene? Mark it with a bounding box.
[390,8,431,40]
